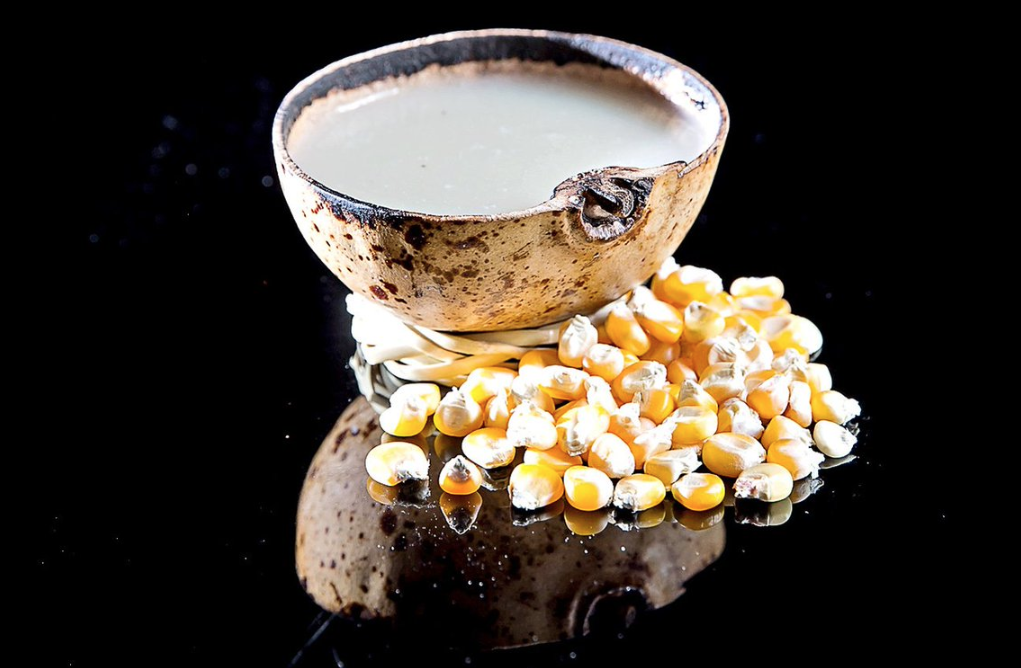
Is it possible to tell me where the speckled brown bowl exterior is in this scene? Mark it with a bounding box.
[273,29,728,332]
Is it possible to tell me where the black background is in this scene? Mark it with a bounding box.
[24,16,938,667]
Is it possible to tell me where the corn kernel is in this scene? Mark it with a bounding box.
[671,472,726,511]
[629,424,674,468]
[813,420,857,458]
[439,492,482,534]
[744,368,776,394]
[508,463,565,510]
[651,256,680,301]
[538,365,590,401]
[747,373,791,421]
[761,315,824,356]
[461,366,518,405]
[771,348,808,375]
[606,303,651,356]
[583,343,626,381]
[612,361,668,403]
[509,375,556,414]
[612,473,666,511]
[595,322,613,345]
[461,427,515,469]
[587,433,636,478]
[804,362,833,394]
[523,447,582,475]
[483,388,513,429]
[380,395,429,437]
[621,350,641,368]
[811,390,861,425]
[706,291,738,318]
[701,432,766,478]
[390,383,441,415]
[607,402,651,446]
[699,363,747,403]
[584,375,620,416]
[733,462,794,502]
[675,379,719,412]
[737,295,791,317]
[553,399,587,422]
[669,405,718,445]
[785,380,812,427]
[717,398,765,439]
[635,387,675,424]
[761,415,813,448]
[563,466,614,511]
[438,455,484,495]
[630,287,685,343]
[682,301,725,343]
[641,338,681,366]
[506,403,558,450]
[518,349,561,377]
[557,404,610,456]
[730,276,784,299]
[365,441,430,487]
[726,311,763,334]
[563,505,612,536]
[433,387,484,437]
[767,438,825,480]
[558,315,599,368]
[659,265,724,307]
[667,359,698,384]
[644,448,700,486]
[691,337,739,376]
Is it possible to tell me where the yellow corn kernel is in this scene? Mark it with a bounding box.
[364,441,430,487]
[461,427,515,469]
[629,424,673,468]
[692,337,738,376]
[558,315,599,368]
[439,492,482,534]
[701,432,766,478]
[380,395,429,437]
[630,287,685,343]
[644,448,700,486]
[584,376,620,416]
[553,399,586,422]
[636,388,675,424]
[717,398,765,440]
[761,315,823,356]
[737,296,791,317]
[622,351,641,368]
[811,390,861,425]
[612,473,666,511]
[730,276,784,299]
[563,505,611,536]
[509,375,556,414]
[699,363,747,403]
[538,365,590,401]
[518,349,561,377]
[813,420,857,458]
[557,404,610,456]
[675,379,719,412]
[746,373,791,421]
[595,322,613,345]
[432,433,462,463]
[785,381,812,427]
[767,438,825,480]
[611,361,667,403]
[650,256,680,301]
[667,359,698,384]
[506,403,557,450]
[804,362,833,394]
[659,265,724,307]
[676,504,725,531]
[669,405,719,445]
[563,465,614,511]
[682,302,726,343]
[671,472,726,511]
[508,463,565,510]
[587,433,636,478]
[582,343,626,381]
[605,303,651,356]
[433,387,484,437]
[461,366,518,405]
[772,347,808,375]
[390,383,442,415]
[706,291,738,318]
[523,447,582,475]
[744,368,776,395]
[725,311,763,334]
[607,403,650,446]
[483,388,513,429]
[366,478,399,505]
[641,338,681,366]
[733,462,793,502]
[761,415,813,448]
[438,455,483,495]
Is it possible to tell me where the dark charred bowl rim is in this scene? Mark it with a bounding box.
[272,29,730,224]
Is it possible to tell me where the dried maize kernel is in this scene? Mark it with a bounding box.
[641,338,681,366]
[553,399,587,422]
[621,350,641,368]
[605,303,651,356]
[433,387,484,437]
[784,380,812,427]
[692,336,740,376]
[682,301,725,343]
[659,265,723,307]
[564,465,614,511]
[595,322,613,345]
[438,455,483,495]
[607,402,651,446]
[667,359,698,384]
[737,295,791,317]
[813,420,857,458]
[671,472,726,511]
[439,492,482,534]
[676,505,725,531]
[518,349,561,377]
[761,314,824,356]
[767,438,825,480]
[701,432,766,478]
[761,415,813,448]
[390,383,441,415]
[675,379,719,412]
[508,463,564,510]
[380,395,429,437]
[612,361,668,403]
[650,256,680,301]
[612,473,666,511]
[706,291,738,318]
[644,448,700,486]
[563,505,611,536]
[460,366,518,405]
[733,463,794,502]
[584,376,620,416]
[557,404,610,456]
[804,362,833,394]
[506,403,558,450]
[771,348,808,375]
[635,388,675,424]
[699,363,747,403]
[629,424,674,468]
[365,441,430,487]
[461,427,515,469]
[730,276,784,299]
[538,365,590,401]
[810,390,861,425]
[587,433,636,478]
[558,315,599,368]
[747,373,791,421]
[735,497,792,527]
[509,375,556,414]
[669,405,718,445]
[630,287,685,343]
[483,388,513,429]
[717,398,765,439]
[726,311,763,334]
[583,343,626,381]
[744,368,777,394]
[523,447,582,475]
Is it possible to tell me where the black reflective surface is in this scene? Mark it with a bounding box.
[29,18,944,667]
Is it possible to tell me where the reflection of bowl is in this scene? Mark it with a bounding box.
[273,29,728,331]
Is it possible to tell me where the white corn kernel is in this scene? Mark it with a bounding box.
[813,420,857,458]
[733,463,794,502]
[717,398,765,439]
[587,433,636,478]
[644,448,701,486]
[558,315,599,367]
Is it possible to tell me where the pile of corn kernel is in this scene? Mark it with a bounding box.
[364,259,860,531]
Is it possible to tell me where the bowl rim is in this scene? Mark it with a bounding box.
[271,28,730,223]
